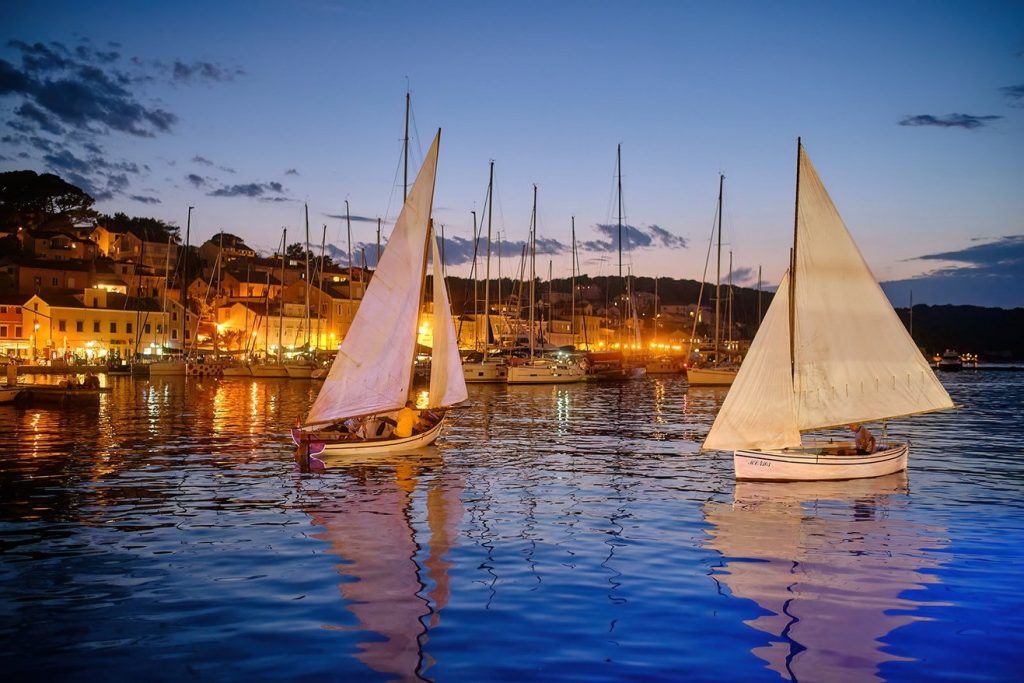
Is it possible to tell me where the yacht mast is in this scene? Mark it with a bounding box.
[484,161,494,349]
[714,174,723,366]
[528,185,537,359]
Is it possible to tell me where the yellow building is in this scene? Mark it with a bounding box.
[23,288,171,362]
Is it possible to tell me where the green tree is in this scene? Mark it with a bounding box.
[0,170,97,231]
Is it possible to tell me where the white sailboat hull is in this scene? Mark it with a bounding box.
[148,361,187,376]
[293,417,446,457]
[284,364,313,379]
[507,361,585,384]
[221,365,253,377]
[463,361,508,383]
[687,366,738,386]
[249,364,289,378]
[734,442,908,482]
[0,387,23,404]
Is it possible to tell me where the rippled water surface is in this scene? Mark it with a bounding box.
[1,371,1022,681]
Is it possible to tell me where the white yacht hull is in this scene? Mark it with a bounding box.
[734,442,909,482]
[292,417,445,457]
[249,364,289,378]
[0,387,23,404]
[284,364,314,379]
[463,361,508,383]
[221,365,253,377]
[507,361,585,384]
[148,361,187,376]
[686,366,738,386]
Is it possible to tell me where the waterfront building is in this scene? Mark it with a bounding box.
[0,293,27,358]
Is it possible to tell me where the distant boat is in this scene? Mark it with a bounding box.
[703,139,954,481]
[506,185,585,385]
[0,386,23,404]
[937,349,963,372]
[292,130,467,457]
[687,175,738,387]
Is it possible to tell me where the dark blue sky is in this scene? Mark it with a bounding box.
[2,1,1022,307]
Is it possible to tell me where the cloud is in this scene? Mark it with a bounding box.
[1001,84,1024,107]
[171,60,244,83]
[130,194,160,204]
[0,38,243,202]
[726,266,755,286]
[898,113,1002,129]
[882,235,1024,308]
[580,223,685,252]
[186,173,205,187]
[207,181,287,198]
[285,168,299,176]
[192,155,214,166]
[324,212,382,223]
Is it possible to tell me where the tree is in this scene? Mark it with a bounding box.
[0,170,97,231]
[98,212,180,242]
[286,241,337,270]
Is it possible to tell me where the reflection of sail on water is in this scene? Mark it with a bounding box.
[307,456,463,681]
[703,475,947,683]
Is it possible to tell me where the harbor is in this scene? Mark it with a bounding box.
[1,370,1021,680]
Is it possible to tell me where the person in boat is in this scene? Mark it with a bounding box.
[850,423,876,454]
[394,400,424,438]
[82,372,100,389]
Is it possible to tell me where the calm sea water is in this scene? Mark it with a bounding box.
[1,371,1022,682]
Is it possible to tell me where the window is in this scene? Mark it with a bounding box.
[156,324,162,334]
[144,323,151,334]
[0,306,6,314]
[14,307,20,314]
[172,312,177,321]
[0,325,6,337]
[171,330,178,340]
[58,320,66,332]
[110,322,117,333]
[76,321,83,332]
[93,321,100,332]
[126,322,133,334]
[51,277,59,286]
[68,277,75,288]
[185,330,190,339]
[92,298,98,307]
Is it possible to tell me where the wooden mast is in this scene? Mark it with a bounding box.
[790,138,801,380]
[714,174,723,367]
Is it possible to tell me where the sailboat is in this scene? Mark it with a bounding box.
[292,130,467,456]
[506,185,585,385]
[702,139,954,481]
[687,175,739,387]
[462,161,508,383]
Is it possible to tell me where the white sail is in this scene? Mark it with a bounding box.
[791,148,952,429]
[703,271,800,451]
[304,132,440,426]
[703,143,953,452]
[428,229,468,408]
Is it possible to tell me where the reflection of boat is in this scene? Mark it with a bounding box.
[306,451,461,680]
[937,349,963,371]
[703,140,954,481]
[703,473,946,683]
[294,131,467,456]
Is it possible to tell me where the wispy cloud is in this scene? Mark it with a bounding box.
[898,113,1002,129]
[186,173,205,188]
[208,181,286,198]
[324,213,383,223]
[0,38,243,202]
[1000,84,1024,107]
[581,223,686,252]
[130,194,160,204]
[285,168,299,176]
[882,235,1024,308]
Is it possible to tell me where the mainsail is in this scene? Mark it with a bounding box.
[704,143,953,452]
[305,132,444,427]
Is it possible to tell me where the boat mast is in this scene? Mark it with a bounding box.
[714,174,723,367]
[346,200,352,310]
[304,204,311,353]
[617,144,623,281]
[484,160,494,350]
[570,216,576,345]
[471,209,478,348]
[317,224,326,353]
[790,138,801,379]
[182,205,193,357]
[529,184,537,359]
[407,128,441,404]
[277,228,285,363]
[403,90,410,203]
[727,250,733,351]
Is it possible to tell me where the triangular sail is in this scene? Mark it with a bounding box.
[304,132,440,426]
[703,142,953,452]
[703,271,800,451]
[791,148,952,429]
[429,229,468,408]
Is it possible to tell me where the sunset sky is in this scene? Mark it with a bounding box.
[3,1,1022,306]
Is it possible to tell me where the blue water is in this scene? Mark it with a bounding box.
[0,371,1022,681]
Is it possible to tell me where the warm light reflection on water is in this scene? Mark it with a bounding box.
[0,371,1021,680]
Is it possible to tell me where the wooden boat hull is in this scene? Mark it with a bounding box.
[686,366,738,386]
[734,442,909,482]
[292,417,446,457]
